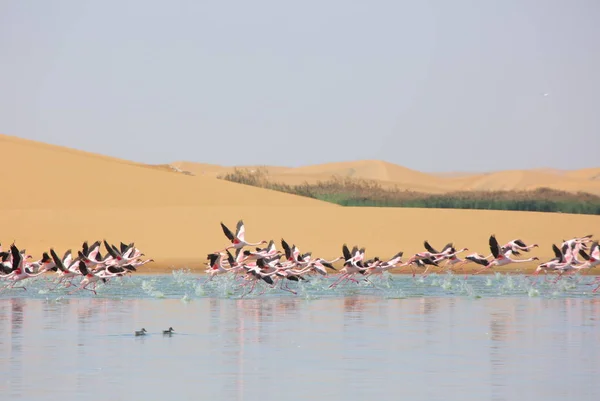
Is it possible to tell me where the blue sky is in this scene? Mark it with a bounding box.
[1,0,598,172]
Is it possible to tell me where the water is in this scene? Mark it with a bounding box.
[1,272,599,400]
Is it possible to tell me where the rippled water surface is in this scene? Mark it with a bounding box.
[1,272,599,400]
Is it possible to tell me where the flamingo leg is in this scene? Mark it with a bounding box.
[280,279,297,295]
[241,280,257,298]
[329,273,348,289]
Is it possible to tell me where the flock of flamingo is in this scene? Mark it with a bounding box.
[0,240,153,294]
[205,220,600,296]
[1,220,599,296]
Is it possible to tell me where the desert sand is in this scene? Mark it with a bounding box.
[174,159,600,196]
[1,133,599,275]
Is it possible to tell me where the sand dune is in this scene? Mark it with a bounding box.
[170,161,292,178]
[2,133,600,275]
[563,168,600,181]
[0,134,331,210]
[447,170,600,195]
[275,160,447,190]
[174,157,600,196]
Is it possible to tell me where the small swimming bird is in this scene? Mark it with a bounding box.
[163,327,174,335]
[135,328,147,336]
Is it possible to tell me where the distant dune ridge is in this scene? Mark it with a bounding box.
[1,133,600,274]
[175,159,600,196]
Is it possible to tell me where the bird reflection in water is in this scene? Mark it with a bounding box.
[489,311,513,401]
[4,299,26,396]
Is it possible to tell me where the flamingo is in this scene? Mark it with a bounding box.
[423,241,456,258]
[501,239,539,255]
[218,220,268,252]
[407,244,446,265]
[204,253,234,283]
[1,244,46,290]
[364,252,406,277]
[239,263,275,297]
[329,245,369,288]
[533,244,572,277]
[49,248,82,287]
[578,241,600,270]
[243,240,282,260]
[304,257,340,276]
[575,242,600,292]
[468,235,539,274]
[432,248,471,278]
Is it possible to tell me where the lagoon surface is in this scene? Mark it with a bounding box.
[1,273,599,400]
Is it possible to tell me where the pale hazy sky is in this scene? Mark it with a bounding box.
[1,0,599,172]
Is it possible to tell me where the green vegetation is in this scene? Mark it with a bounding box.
[217,167,600,215]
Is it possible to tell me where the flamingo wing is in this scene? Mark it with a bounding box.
[10,244,23,271]
[235,220,245,241]
[441,242,454,253]
[225,249,235,265]
[466,255,489,267]
[104,240,121,259]
[342,244,351,261]
[77,260,90,276]
[423,240,439,254]
[281,238,292,260]
[421,257,438,266]
[513,239,527,248]
[489,235,500,259]
[207,253,220,269]
[591,242,599,260]
[220,222,235,242]
[235,248,244,263]
[552,244,564,260]
[107,265,126,274]
[50,249,67,272]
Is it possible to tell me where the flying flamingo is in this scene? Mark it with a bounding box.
[49,248,82,287]
[239,263,275,297]
[531,243,575,282]
[406,243,446,265]
[329,245,369,288]
[204,253,234,283]
[68,261,107,295]
[218,220,268,252]
[501,239,539,255]
[468,235,539,274]
[423,241,457,258]
[242,240,282,260]
[364,252,406,277]
[1,244,46,291]
[575,242,600,292]
[578,241,600,270]
[432,248,471,278]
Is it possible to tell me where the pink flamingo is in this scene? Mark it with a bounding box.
[1,244,46,291]
[218,220,268,252]
[469,235,539,274]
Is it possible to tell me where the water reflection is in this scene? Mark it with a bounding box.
[0,297,599,401]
